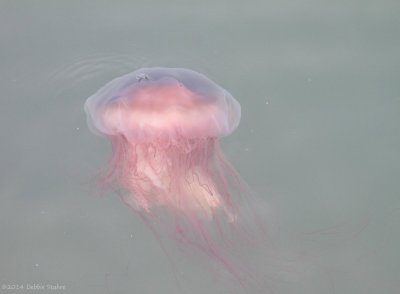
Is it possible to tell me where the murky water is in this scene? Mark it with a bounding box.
[1,1,399,293]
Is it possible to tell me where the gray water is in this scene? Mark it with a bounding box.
[1,1,399,293]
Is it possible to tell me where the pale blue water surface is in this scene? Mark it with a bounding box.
[1,1,399,293]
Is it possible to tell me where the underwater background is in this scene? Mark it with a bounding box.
[1,1,399,293]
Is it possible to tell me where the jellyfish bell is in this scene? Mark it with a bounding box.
[85,68,241,218]
[85,68,240,142]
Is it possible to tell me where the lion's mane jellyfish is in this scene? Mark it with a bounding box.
[85,67,256,284]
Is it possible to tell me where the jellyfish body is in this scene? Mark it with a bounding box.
[85,68,248,280]
[85,68,241,216]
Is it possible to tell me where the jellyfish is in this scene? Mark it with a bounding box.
[84,67,256,283]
